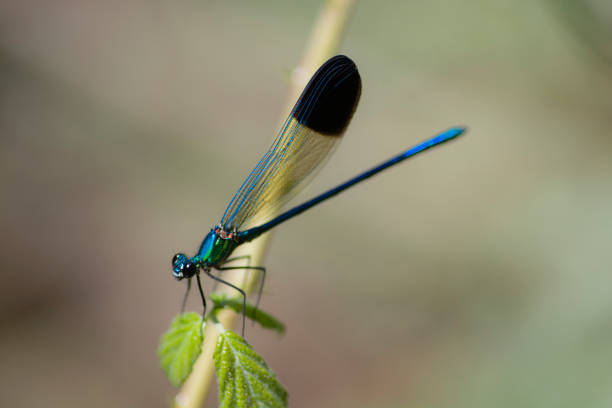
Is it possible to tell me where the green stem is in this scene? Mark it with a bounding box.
[173,1,356,407]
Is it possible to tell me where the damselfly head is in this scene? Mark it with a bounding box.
[171,253,197,280]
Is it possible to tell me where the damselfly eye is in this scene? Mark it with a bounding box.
[172,253,190,280]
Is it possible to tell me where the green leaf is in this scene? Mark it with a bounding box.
[210,293,285,334]
[158,312,204,386]
[214,329,288,408]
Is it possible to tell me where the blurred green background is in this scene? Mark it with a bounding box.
[1,1,612,407]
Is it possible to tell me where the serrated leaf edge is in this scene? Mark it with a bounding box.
[158,313,204,387]
[216,330,287,407]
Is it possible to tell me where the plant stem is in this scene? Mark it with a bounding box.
[173,1,356,407]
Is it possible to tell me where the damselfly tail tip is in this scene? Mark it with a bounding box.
[424,127,466,149]
[442,126,467,139]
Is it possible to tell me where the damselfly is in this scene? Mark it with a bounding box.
[171,55,464,334]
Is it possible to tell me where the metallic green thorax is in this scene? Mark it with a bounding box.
[193,228,239,268]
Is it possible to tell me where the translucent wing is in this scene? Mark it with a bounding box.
[220,55,361,231]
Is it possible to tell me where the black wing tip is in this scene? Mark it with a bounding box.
[292,55,361,136]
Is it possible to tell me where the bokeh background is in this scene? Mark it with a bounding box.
[2,1,612,407]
